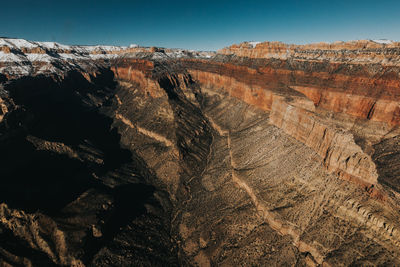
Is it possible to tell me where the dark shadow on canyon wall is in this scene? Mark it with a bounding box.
[0,223,58,266]
[81,183,156,264]
[0,69,133,214]
[0,73,7,83]
[373,134,400,193]
[0,68,179,266]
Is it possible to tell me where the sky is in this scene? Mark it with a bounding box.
[1,0,400,51]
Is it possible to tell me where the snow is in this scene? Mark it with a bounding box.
[37,64,58,74]
[0,38,130,77]
[0,37,129,63]
[372,39,393,44]
[0,38,127,53]
[166,50,185,58]
[58,53,87,60]
[151,52,169,59]
[0,51,25,62]
[38,41,71,50]
[89,54,120,59]
[248,41,261,48]
[0,37,216,77]
[2,65,32,76]
[164,49,215,59]
[26,53,54,62]
[0,38,38,48]
[83,45,126,52]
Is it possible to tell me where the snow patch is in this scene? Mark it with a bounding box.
[89,54,119,59]
[2,65,32,76]
[151,52,169,59]
[38,41,71,50]
[248,41,261,48]
[83,45,126,52]
[372,39,393,44]
[0,38,38,49]
[58,53,84,60]
[0,51,25,62]
[26,53,54,62]
[0,37,216,78]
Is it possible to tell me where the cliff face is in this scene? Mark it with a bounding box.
[1,39,400,266]
[269,99,379,193]
[181,58,400,125]
[218,40,400,64]
[217,40,400,127]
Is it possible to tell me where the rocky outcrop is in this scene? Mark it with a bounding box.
[110,59,165,98]
[269,98,382,198]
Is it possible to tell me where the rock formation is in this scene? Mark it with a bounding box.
[1,37,400,266]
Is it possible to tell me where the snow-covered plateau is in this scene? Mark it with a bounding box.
[0,38,215,77]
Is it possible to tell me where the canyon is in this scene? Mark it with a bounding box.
[1,38,400,266]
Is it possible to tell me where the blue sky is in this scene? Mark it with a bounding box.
[1,0,399,50]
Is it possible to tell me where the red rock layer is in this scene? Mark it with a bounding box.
[181,59,400,126]
[111,59,167,98]
[291,86,400,125]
